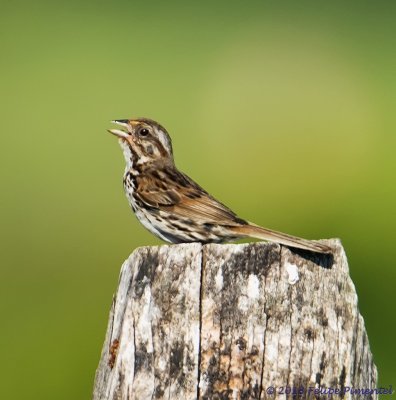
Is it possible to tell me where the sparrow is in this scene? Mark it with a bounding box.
[108,118,331,254]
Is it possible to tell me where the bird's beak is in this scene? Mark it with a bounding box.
[108,120,131,139]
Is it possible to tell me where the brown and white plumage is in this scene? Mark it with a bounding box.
[108,118,331,254]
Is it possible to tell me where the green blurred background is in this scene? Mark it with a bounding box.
[1,0,395,398]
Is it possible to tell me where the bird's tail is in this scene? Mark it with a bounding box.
[231,222,332,254]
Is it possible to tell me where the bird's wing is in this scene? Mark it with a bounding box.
[134,168,245,225]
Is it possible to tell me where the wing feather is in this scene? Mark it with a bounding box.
[134,168,244,225]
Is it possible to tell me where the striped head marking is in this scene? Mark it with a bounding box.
[108,118,174,168]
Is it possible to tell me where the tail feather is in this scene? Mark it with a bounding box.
[232,223,332,254]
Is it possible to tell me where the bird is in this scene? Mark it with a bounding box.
[108,118,331,254]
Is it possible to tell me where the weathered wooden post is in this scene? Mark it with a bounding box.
[93,240,377,399]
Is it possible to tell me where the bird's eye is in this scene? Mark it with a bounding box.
[139,128,149,137]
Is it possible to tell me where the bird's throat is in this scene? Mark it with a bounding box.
[119,139,135,170]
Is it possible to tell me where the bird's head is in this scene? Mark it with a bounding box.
[108,118,174,169]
